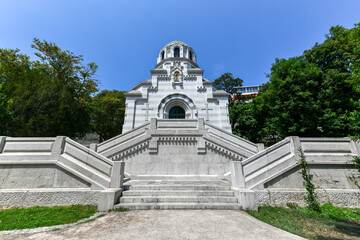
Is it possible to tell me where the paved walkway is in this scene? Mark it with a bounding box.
[1,210,304,240]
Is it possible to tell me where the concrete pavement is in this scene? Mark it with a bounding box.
[1,210,304,240]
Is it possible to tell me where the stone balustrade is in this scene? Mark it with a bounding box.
[0,136,125,211]
[230,136,360,210]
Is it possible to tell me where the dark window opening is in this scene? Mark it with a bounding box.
[169,106,185,119]
[174,47,180,57]
[161,51,165,60]
[189,51,192,61]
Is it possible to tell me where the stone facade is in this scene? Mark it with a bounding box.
[96,118,263,180]
[122,40,231,133]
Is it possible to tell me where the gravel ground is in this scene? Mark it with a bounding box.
[0,210,305,240]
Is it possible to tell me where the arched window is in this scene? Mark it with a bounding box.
[169,106,185,119]
[174,71,180,82]
[161,51,165,60]
[174,47,180,57]
[189,51,192,61]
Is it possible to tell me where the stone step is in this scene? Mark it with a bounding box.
[126,185,231,191]
[120,196,238,203]
[115,202,241,210]
[122,190,235,196]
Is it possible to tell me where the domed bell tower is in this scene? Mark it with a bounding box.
[122,40,232,133]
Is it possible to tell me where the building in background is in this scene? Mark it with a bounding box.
[233,85,263,101]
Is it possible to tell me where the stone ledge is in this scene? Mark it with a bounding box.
[0,189,101,208]
[255,188,360,208]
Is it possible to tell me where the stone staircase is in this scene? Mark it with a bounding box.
[114,180,240,210]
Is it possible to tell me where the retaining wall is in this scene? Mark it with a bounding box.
[0,136,124,211]
[231,136,360,209]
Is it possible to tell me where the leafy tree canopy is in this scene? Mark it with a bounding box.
[231,23,360,145]
[214,72,243,94]
[91,90,126,142]
[0,39,98,137]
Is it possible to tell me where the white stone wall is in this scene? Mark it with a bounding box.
[123,141,231,179]
[0,189,101,208]
[0,136,124,211]
[231,136,360,209]
[254,189,360,208]
[234,137,360,190]
[265,165,359,190]
[0,165,90,189]
[97,119,262,180]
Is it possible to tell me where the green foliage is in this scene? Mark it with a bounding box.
[349,24,360,141]
[298,148,320,212]
[286,202,300,209]
[353,156,360,173]
[91,90,126,142]
[0,205,97,230]
[247,204,360,240]
[114,207,129,212]
[0,84,12,135]
[214,72,243,94]
[319,203,360,221]
[230,23,360,145]
[0,39,98,138]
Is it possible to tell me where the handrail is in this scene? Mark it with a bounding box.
[204,123,262,159]
[98,122,150,147]
[97,122,150,155]
[205,123,260,149]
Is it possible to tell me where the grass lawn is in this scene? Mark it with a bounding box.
[0,205,97,231]
[247,203,360,240]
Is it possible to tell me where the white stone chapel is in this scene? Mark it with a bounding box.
[0,40,358,211]
[122,40,232,133]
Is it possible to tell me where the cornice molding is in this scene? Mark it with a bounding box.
[154,57,199,69]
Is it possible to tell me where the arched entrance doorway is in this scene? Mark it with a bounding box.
[157,94,198,119]
[169,106,185,119]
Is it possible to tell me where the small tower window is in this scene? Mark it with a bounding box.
[174,47,180,57]
[174,72,180,82]
[161,51,165,60]
[189,51,193,61]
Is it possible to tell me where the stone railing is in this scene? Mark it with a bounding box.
[0,136,125,211]
[204,123,263,160]
[95,122,151,160]
[61,137,124,189]
[231,136,360,191]
[0,136,125,189]
[93,119,263,163]
[299,137,358,164]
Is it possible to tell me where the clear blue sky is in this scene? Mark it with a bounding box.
[1,0,359,91]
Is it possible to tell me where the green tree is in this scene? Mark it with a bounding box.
[230,23,360,145]
[91,90,126,142]
[0,39,98,137]
[214,73,243,94]
[348,24,360,140]
[0,84,12,135]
